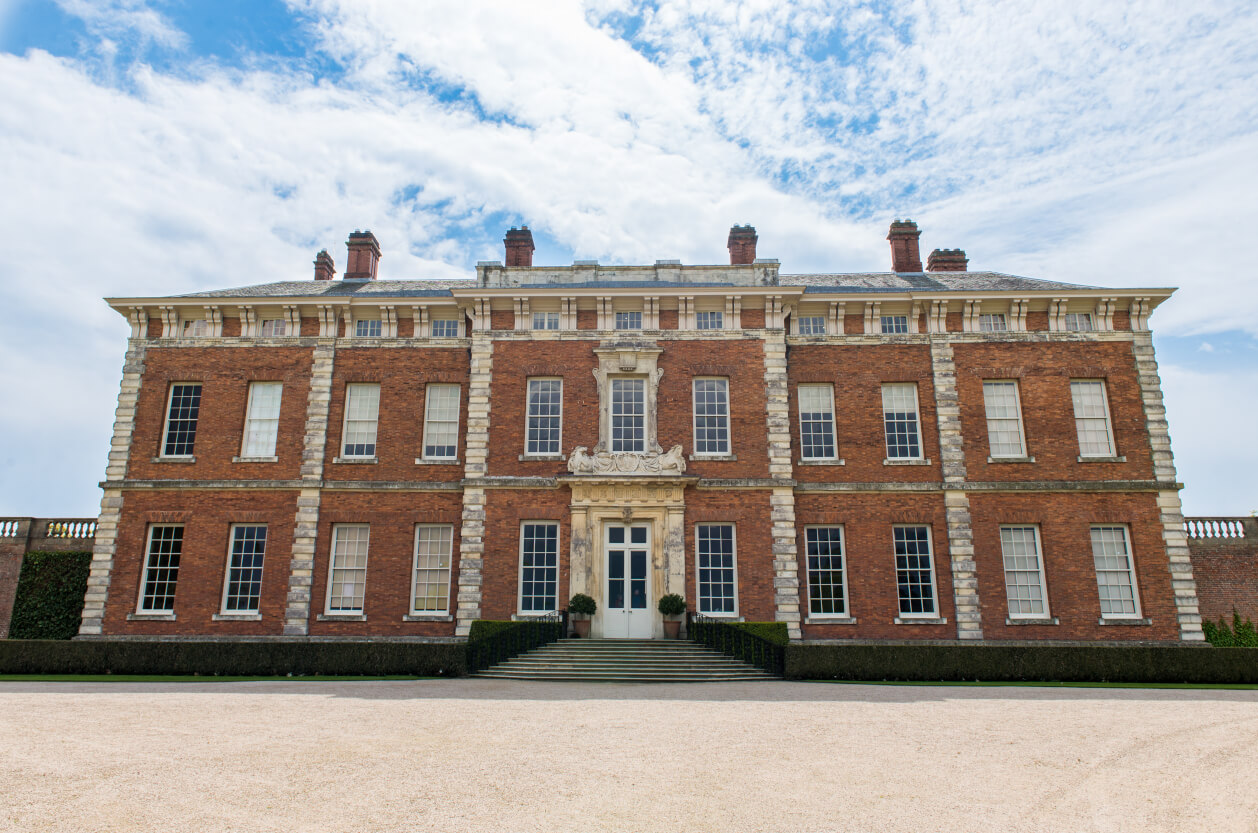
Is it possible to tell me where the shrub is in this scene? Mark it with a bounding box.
[731,621,789,645]
[568,593,597,616]
[1202,610,1258,647]
[8,551,91,640]
[467,620,520,642]
[657,594,686,616]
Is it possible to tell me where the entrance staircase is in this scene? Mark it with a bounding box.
[475,638,776,682]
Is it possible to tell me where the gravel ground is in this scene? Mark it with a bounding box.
[1,679,1256,833]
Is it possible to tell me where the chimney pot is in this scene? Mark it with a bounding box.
[313,249,336,281]
[344,230,381,280]
[927,248,969,272]
[727,224,758,265]
[887,219,923,272]
[504,226,535,267]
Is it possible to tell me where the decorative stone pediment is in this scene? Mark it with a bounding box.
[567,445,687,476]
[591,340,665,455]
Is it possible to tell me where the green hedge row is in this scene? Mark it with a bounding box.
[0,640,467,677]
[467,620,521,642]
[8,551,91,640]
[785,644,1258,684]
[729,621,789,646]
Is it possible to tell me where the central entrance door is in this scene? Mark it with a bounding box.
[603,522,652,638]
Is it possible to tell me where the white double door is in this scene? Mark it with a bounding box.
[603,523,653,638]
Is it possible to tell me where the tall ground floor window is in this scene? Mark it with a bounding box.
[1000,525,1049,618]
[1091,525,1141,618]
[411,525,453,614]
[697,524,737,615]
[806,526,847,617]
[519,522,559,613]
[223,524,267,613]
[894,525,936,616]
[140,525,183,612]
[327,524,369,613]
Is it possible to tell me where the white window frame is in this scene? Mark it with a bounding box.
[339,383,380,459]
[880,314,909,334]
[1070,379,1117,458]
[240,381,283,458]
[696,310,724,330]
[696,523,738,617]
[614,311,643,331]
[525,377,563,457]
[410,524,453,615]
[882,383,924,460]
[430,317,461,338]
[181,318,208,338]
[518,521,560,615]
[1091,525,1142,619]
[532,311,559,330]
[982,380,1027,459]
[325,524,370,614]
[1064,312,1094,332]
[797,383,838,461]
[422,384,461,460]
[798,315,826,335]
[610,376,647,453]
[979,313,1008,332]
[259,318,287,337]
[805,525,849,618]
[692,377,730,456]
[893,524,937,618]
[138,524,183,613]
[221,523,267,614]
[1000,525,1050,619]
[161,382,202,458]
[354,318,382,338]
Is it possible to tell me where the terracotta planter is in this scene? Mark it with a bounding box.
[663,619,681,639]
[573,618,591,638]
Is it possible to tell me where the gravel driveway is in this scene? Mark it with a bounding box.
[1,679,1255,832]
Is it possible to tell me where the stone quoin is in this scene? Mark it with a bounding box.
[78,222,1204,644]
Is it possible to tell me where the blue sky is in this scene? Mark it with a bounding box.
[1,0,1256,517]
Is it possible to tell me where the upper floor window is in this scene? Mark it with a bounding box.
[162,383,202,457]
[327,524,369,614]
[881,315,909,334]
[223,524,267,613]
[882,383,922,459]
[1064,313,1093,332]
[806,526,848,617]
[979,313,1007,332]
[411,525,453,615]
[182,319,208,338]
[423,384,460,459]
[982,380,1026,458]
[1070,380,1116,457]
[1001,526,1048,618]
[341,383,380,458]
[526,378,562,456]
[241,382,283,458]
[894,526,936,617]
[1091,525,1140,618]
[139,524,183,612]
[798,384,836,460]
[431,318,460,338]
[355,319,382,338]
[798,316,826,335]
[696,311,723,330]
[532,311,559,330]
[610,378,646,452]
[693,378,730,455]
[259,318,287,337]
[614,311,642,331]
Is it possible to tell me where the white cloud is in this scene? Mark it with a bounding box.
[55,0,186,50]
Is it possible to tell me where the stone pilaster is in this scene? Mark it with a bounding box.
[283,342,336,635]
[1132,332,1203,641]
[455,333,494,636]
[929,336,983,639]
[79,341,147,636]
[763,332,801,639]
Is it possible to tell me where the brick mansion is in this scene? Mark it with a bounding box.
[79,222,1203,644]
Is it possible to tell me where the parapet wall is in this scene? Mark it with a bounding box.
[0,518,97,638]
[1186,516,1258,625]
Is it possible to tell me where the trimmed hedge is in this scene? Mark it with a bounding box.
[467,620,521,642]
[8,551,91,640]
[786,644,1258,684]
[0,640,467,677]
[730,621,789,646]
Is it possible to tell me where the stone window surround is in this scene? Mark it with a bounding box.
[592,341,664,455]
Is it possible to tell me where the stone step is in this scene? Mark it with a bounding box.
[475,638,777,682]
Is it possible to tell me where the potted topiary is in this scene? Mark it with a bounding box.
[568,593,597,637]
[658,593,686,639]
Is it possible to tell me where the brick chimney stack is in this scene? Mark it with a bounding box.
[727,224,758,265]
[313,249,336,281]
[927,248,968,272]
[887,220,923,273]
[344,230,381,281]
[504,226,535,267]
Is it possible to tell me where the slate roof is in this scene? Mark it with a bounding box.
[167,271,1097,300]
